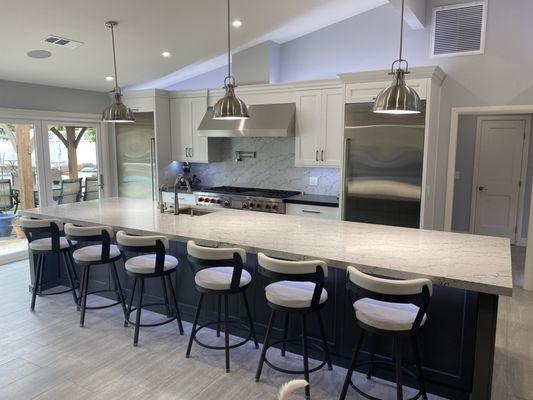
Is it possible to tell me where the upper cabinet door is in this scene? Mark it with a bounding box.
[320,88,343,166]
[170,98,192,161]
[188,96,208,162]
[345,79,428,103]
[294,90,322,167]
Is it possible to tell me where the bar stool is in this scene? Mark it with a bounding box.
[116,231,184,346]
[185,240,258,372]
[64,223,128,327]
[255,253,332,400]
[20,216,79,310]
[340,266,432,400]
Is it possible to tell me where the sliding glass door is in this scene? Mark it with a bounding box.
[0,120,39,259]
[43,122,102,205]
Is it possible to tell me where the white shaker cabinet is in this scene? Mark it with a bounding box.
[285,203,339,220]
[294,87,343,167]
[170,96,216,163]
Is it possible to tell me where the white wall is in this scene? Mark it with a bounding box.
[0,79,109,114]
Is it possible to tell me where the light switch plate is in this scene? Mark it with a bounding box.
[309,176,318,186]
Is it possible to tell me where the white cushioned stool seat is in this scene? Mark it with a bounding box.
[29,237,75,251]
[265,281,328,308]
[195,267,251,291]
[125,254,178,274]
[353,298,427,331]
[72,244,120,262]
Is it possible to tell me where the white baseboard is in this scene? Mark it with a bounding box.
[0,250,28,266]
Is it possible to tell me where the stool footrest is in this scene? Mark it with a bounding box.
[264,338,328,375]
[82,289,123,310]
[349,360,423,400]
[38,287,77,296]
[193,319,253,351]
[127,302,179,328]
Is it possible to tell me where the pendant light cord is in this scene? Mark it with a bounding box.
[109,23,119,91]
[227,0,231,81]
[399,0,405,62]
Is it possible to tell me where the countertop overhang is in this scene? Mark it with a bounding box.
[20,198,513,296]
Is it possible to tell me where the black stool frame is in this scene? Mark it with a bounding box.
[340,277,431,400]
[66,228,128,327]
[118,239,184,346]
[186,252,259,373]
[255,265,332,400]
[22,221,79,310]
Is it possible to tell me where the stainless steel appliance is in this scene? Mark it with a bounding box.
[342,102,426,228]
[197,103,296,137]
[194,186,300,214]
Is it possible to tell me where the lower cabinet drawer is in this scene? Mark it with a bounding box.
[285,203,339,219]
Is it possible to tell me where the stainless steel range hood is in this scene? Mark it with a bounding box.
[197,103,295,137]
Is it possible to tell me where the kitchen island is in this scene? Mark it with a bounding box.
[20,198,512,400]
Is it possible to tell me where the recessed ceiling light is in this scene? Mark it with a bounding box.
[161,51,171,58]
[105,76,114,81]
[27,50,52,59]
[232,19,243,28]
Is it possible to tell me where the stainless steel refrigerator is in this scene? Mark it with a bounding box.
[342,102,426,228]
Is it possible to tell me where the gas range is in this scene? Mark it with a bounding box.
[194,186,300,214]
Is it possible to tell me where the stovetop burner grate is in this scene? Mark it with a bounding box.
[203,186,300,199]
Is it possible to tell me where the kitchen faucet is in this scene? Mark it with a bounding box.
[174,175,192,215]
[158,184,169,213]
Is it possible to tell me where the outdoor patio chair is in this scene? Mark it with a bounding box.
[58,178,82,204]
[84,176,99,201]
[0,179,20,213]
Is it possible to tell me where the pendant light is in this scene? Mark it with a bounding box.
[102,21,135,123]
[373,0,421,114]
[212,0,249,120]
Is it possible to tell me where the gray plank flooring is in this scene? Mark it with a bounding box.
[0,249,529,400]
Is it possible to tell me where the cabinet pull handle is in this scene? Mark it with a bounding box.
[189,147,193,157]
[315,150,319,162]
[321,150,324,161]
[302,209,321,214]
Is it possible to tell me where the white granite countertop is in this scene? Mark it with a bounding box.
[20,198,513,296]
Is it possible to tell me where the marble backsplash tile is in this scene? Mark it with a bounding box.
[167,137,340,195]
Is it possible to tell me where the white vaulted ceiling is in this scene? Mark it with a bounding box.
[0,0,386,92]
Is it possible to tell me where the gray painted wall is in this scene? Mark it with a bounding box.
[0,79,108,114]
[452,114,533,239]
[174,138,339,195]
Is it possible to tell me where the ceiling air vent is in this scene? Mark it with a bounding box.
[43,35,83,49]
[431,1,487,58]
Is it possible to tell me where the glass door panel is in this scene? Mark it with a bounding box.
[0,121,38,259]
[46,123,100,205]
[115,112,156,199]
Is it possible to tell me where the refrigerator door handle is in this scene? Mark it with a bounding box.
[315,150,319,162]
[150,138,156,200]
[342,138,351,221]
[321,150,324,162]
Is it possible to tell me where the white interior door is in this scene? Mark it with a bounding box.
[471,117,530,242]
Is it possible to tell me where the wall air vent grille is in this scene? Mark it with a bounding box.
[43,35,83,49]
[431,1,487,58]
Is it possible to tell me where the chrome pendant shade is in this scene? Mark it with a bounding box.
[213,0,249,120]
[213,77,249,120]
[373,68,421,114]
[102,21,134,123]
[373,0,420,115]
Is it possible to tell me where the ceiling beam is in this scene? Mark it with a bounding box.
[388,0,426,30]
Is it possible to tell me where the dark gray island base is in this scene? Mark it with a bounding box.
[32,241,497,400]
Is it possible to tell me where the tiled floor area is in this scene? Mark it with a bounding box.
[0,247,529,399]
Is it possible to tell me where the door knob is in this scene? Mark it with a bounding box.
[478,186,486,191]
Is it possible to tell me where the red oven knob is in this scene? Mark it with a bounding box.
[198,197,204,202]
[216,199,222,204]
[224,201,230,207]
[210,198,216,203]
[264,204,270,209]
[272,204,278,212]
[256,203,261,209]
[242,203,247,209]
